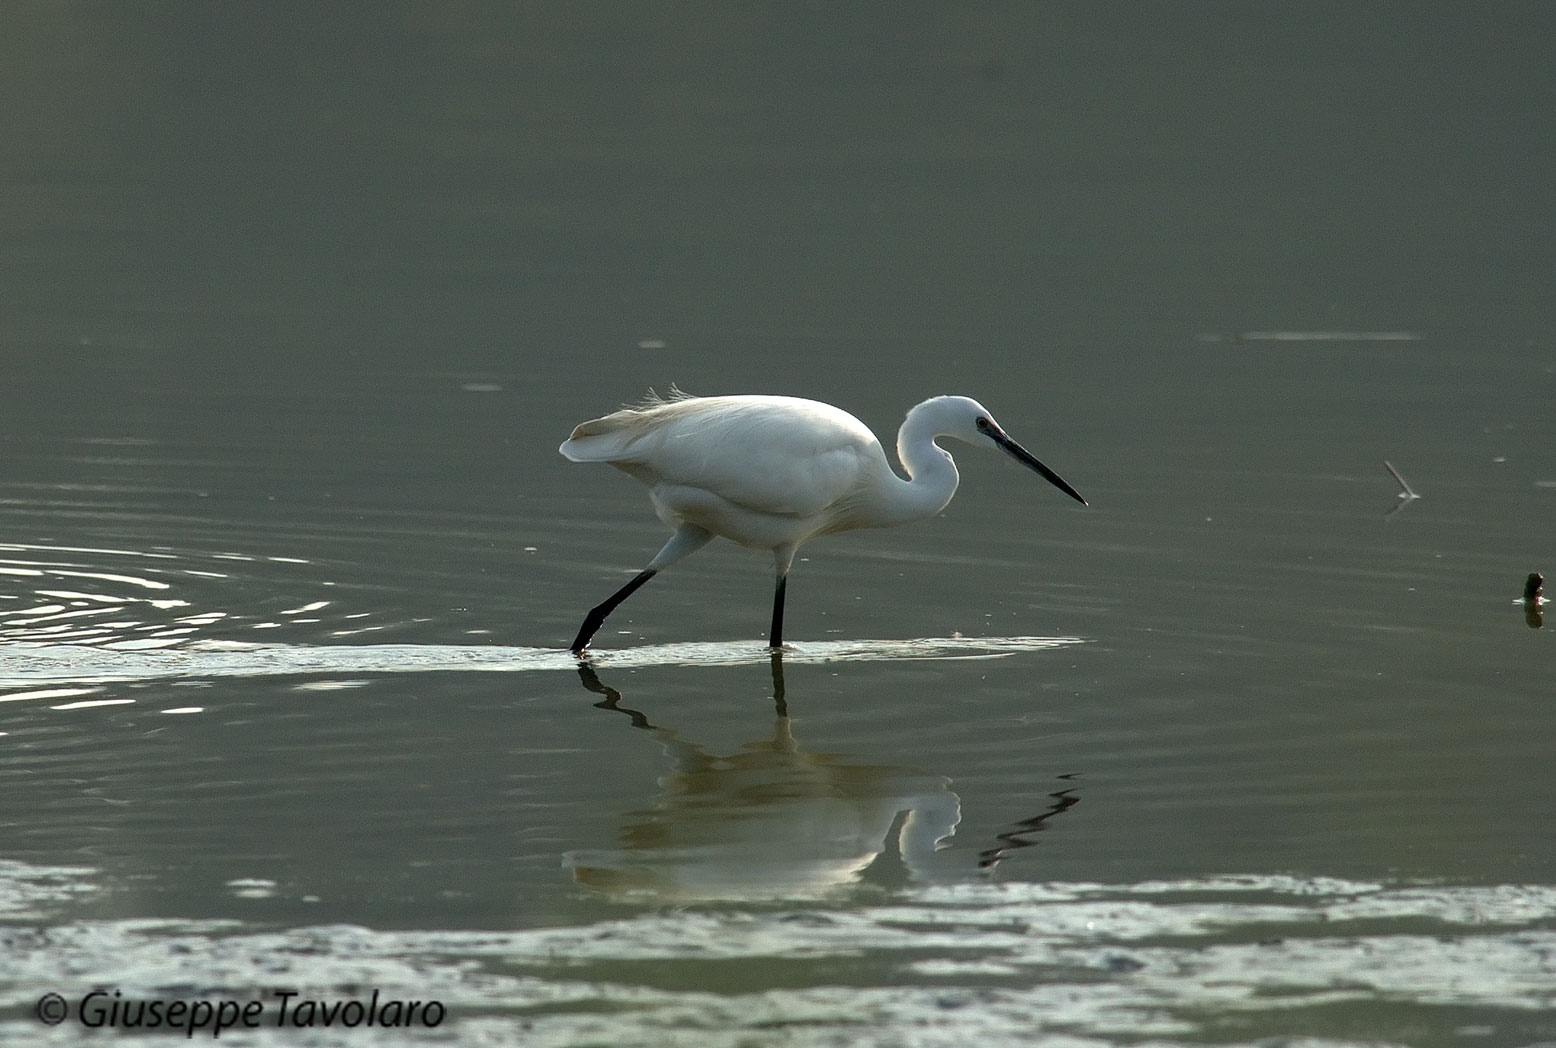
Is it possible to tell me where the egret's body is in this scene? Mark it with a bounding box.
[560,392,1085,653]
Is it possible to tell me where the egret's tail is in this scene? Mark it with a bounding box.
[559,413,636,461]
[559,389,702,462]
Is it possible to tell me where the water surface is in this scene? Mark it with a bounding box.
[1,5,1552,1046]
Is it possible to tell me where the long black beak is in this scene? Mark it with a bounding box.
[990,428,1087,506]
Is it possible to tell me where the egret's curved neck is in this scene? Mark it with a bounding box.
[880,405,960,527]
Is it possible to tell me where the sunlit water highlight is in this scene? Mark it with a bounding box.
[0,635,1083,691]
[2,860,1551,1047]
[0,539,1083,694]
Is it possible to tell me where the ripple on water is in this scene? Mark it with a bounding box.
[0,540,424,712]
[0,541,354,649]
[0,536,448,668]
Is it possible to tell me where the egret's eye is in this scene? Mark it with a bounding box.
[975,417,991,431]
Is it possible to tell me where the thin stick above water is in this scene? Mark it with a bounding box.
[1384,461,1419,500]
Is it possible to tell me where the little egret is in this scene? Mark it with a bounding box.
[560,392,1086,653]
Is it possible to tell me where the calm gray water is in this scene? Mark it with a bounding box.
[1,5,1553,1046]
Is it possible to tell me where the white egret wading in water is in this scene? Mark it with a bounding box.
[560,392,1086,654]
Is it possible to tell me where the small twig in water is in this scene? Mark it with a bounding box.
[1384,461,1419,500]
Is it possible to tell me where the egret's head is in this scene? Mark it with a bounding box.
[927,395,1087,506]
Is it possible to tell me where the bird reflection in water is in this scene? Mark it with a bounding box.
[569,658,960,901]
[569,658,1080,902]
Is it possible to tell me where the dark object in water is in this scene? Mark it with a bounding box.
[1524,572,1544,629]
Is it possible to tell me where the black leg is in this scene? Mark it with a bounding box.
[769,649,787,717]
[570,569,657,654]
[768,574,787,649]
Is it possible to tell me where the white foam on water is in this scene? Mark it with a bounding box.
[1,864,1551,1047]
[0,635,1085,689]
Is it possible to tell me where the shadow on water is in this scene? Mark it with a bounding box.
[565,658,1081,903]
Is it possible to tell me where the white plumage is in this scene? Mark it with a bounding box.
[561,391,1085,653]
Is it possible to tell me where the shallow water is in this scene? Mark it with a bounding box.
[2,5,1554,1046]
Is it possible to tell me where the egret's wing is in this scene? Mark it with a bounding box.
[664,431,869,519]
[561,397,879,518]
